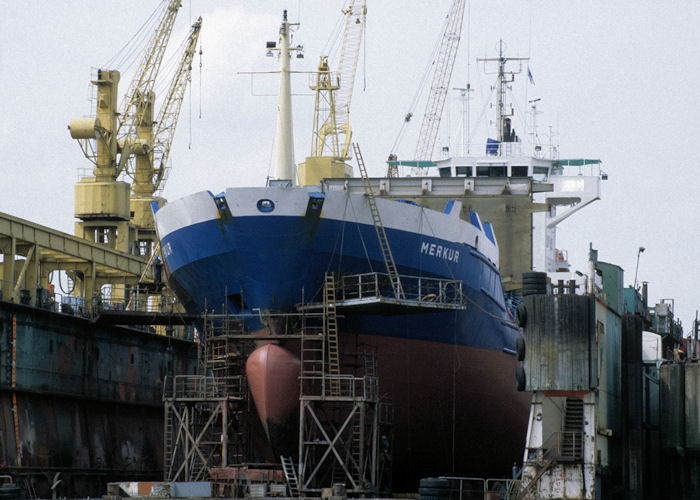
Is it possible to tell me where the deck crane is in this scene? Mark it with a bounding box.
[388,0,465,175]
[332,0,366,160]
[298,0,366,186]
[115,0,182,179]
[69,0,183,256]
[130,17,202,256]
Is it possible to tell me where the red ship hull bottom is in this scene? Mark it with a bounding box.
[243,333,530,492]
[246,344,300,446]
[352,333,530,491]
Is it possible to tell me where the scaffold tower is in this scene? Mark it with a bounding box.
[295,273,392,496]
[163,314,251,482]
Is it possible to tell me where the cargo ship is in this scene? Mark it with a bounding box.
[153,10,542,489]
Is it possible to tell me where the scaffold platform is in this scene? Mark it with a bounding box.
[298,272,467,314]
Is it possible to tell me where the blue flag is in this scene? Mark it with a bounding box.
[527,65,535,85]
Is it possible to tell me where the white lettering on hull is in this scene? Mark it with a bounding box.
[420,241,459,263]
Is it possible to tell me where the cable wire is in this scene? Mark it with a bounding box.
[390,10,450,155]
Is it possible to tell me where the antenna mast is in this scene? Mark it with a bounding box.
[529,98,541,157]
[477,40,528,144]
[453,84,473,155]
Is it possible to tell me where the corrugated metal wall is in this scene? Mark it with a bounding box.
[523,294,595,391]
[660,363,685,448]
[684,364,700,449]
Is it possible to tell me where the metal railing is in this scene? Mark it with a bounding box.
[99,288,178,314]
[335,272,465,307]
[541,430,583,462]
[163,374,246,401]
[301,373,378,401]
[439,476,520,500]
[3,284,195,339]
[1,283,183,317]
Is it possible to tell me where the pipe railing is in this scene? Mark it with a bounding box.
[164,375,246,400]
[335,272,465,307]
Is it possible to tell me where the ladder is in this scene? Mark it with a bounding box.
[352,143,405,299]
[301,314,324,378]
[350,411,363,481]
[324,273,341,395]
[281,455,300,497]
[363,349,377,378]
[126,241,161,311]
[163,403,175,480]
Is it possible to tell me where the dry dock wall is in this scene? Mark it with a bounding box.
[0,300,197,497]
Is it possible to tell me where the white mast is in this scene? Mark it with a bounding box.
[453,85,472,155]
[272,10,297,185]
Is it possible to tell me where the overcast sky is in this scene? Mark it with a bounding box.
[1,1,699,329]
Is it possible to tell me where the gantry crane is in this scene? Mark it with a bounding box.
[298,0,366,186]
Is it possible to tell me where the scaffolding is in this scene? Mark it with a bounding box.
[294,273,392,496]
[163,282,392,496]
[163,314,251,482]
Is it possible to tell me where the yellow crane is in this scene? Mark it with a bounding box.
[115,0,182,177]
[332,0,366,160]
[69,0,200,303]
[298,0,366,186]
[130,16,202,257]
[69,0,190,256]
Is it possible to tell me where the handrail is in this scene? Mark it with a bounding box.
[163,374,246,400]
[299,373,378,401]
[335,271,464,307]
[540,430,583,462]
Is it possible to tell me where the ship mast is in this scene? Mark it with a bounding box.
[477,40,528,145]
[271,10,300,186]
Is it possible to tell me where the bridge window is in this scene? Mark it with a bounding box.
[533,167,549,181]
[511,166,528,177]
[477,166,506,177]
[439,167,452,178]
[456,166,472,177]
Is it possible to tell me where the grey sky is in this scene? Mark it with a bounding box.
[1,1,699,327]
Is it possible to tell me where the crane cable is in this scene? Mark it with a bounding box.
[153,33,190,97]
[198,38,203,120]
[321,3,349,65]
[389,10,451,156]
[102,0,166,72]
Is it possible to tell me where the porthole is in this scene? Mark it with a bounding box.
[257,199,275,213]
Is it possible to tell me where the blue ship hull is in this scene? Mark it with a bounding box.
[160,208,517,352]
